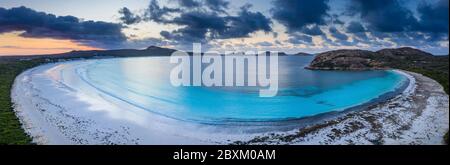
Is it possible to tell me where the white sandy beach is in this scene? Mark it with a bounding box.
[11,61,449,145]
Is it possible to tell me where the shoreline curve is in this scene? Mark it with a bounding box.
[11,60,449,145]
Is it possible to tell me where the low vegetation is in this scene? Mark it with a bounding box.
[0,59,47,144]
[445,132,449,145]
[403,67,449,94]
[398,60,449,145]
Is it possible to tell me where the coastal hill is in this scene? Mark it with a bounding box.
[0,46,178,61]
[308,47,448,71]
[307,49,383,70]
[307,47,449,93]
[57,46,178,59]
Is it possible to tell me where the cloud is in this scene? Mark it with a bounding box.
[118,7,141,25]
[143,0,181,23]
[352,32,369,41]
[288,33,313,45]
[416,0,449,33]
[0,6,127,48]
[330,14,345,25]
[300,25,324,36]
[177,0,201,8]
[346,21,366,33]
[270,0,332,45]
[271,0,330,32]
[205,0,230,13]
[255,41,273,47]
[344,0,448,50]
[142,0,272,45]
[329,27,348,41]
[157,11,226,43]
[219,4,272,39]
[348,0,419,32]
[348,0,448,35]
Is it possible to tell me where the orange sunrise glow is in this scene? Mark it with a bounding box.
[0,31,100,56]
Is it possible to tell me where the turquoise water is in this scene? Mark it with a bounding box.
[72,56,407,123]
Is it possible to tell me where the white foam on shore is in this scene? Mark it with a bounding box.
[392,70,416,95]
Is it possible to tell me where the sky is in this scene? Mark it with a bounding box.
[0,0,448,55]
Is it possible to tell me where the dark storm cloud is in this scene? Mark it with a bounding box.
[330,14,345,25]
[205,0,230,13]
[175,0,229,12]
[348,0,419,32]
[118,7,141,25]
[0,6,127,48]
[177,0,201,7]
[270,0,331,45]
[300,25,324,36]
[219,4,272,39]
[345,0,448,50]
[143,0,272,44]
[288,33,313,45]
[346,21,366,33]
[271,0,329,32]
[353,31,369,41]
[158,11,226,43]
[268,0,447,49]
[417,0,449,33]
[144,0,181,23]
[329,27,348,41]
[348,0,449,35]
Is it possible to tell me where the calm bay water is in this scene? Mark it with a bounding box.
[73,56,407,123]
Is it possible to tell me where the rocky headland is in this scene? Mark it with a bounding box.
[307,47,448,71]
